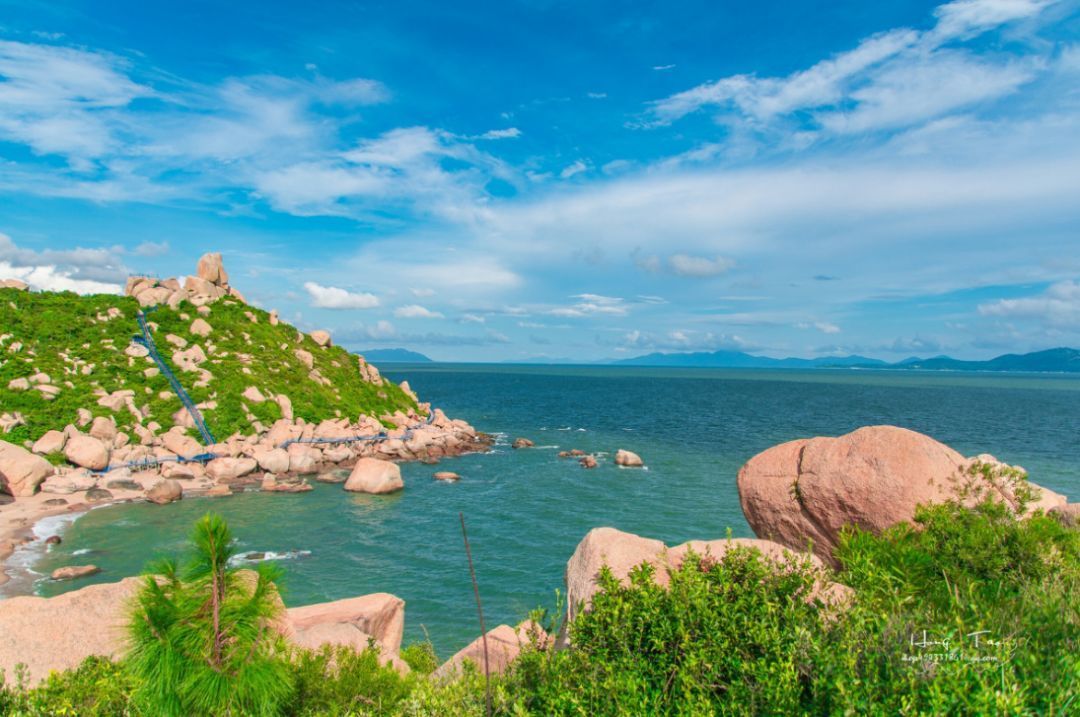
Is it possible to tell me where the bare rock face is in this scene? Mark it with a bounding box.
[63,434,110,471]
[344,458,403,494]
[0,439,54,496]
[737,425,1069,564]
[286,593,405,659]
[433,621,548,679]
[0,576,142,683]
[614,449,644,467]
[145,479,183,505]
[196,252,229,286]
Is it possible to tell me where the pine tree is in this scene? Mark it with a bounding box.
[126,513,294,716]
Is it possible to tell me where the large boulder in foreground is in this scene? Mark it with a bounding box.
[433,621,548,679]
[285,592,405,660]
[0,439,54,496]
[0,577,142,683]
[737,425,1070,563]
[563,527,830,629]
[344,458,403,494]
[0,576,408,685]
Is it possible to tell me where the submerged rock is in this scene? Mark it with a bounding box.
[51,565,100,581]
[433,471,460,482]
[512,437,534,449]
[579,455,598,469]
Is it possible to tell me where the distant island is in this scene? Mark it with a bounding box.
[359,348,433,363]
[615,347,1080,373]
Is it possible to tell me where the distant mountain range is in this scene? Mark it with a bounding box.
[359,348,433,363]
[614,347,1080,373]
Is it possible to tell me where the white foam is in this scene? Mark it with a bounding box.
[228,549,312,566]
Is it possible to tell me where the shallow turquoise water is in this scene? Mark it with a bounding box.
[17,365,1080,657]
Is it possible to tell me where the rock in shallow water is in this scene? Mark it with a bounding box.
[343,458,403,494]
[51,565,100,580]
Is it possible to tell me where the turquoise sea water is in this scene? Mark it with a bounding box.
[14,365,1080,657]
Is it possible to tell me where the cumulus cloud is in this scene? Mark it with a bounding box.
[303,281,380,309]
[394,304,444,319]
[0,233,126,292]
[978,280,1080,327]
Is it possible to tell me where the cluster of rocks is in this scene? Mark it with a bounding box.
[124,252,246,309]
[552,447,643,469]
[0,406,488,504]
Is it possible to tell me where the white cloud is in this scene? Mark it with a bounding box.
[550,294,628,317]
[303,281,380,309]
[394,304,444,319]
[560,160,587,179]
[0,260,122,294]
[647,0,1053,137]
[668,254,736,277]
[477,128,521,140]
[461,313,486,324]
[978,280,1080,326]
[410,287,436,297]
[815,321,842,334]
[0,232,128,288]
[653,64,677,71]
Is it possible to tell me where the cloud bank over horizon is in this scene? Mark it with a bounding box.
[0,0,1078,360]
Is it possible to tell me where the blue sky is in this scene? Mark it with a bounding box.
[1,0,1078,361]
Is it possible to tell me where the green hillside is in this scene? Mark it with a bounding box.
[0,287,417,447]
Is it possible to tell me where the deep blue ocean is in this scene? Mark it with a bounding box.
[14,365,1080,657]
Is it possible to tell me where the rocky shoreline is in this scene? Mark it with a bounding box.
[1,253,493,590]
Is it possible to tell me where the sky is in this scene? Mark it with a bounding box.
[0,0,1078,362]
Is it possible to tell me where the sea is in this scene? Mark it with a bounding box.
[6,364,1080,658]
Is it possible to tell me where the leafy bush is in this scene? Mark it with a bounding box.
[284,644,413,716]
[0,657,138,716]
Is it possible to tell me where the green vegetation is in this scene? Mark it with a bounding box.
[2,502,1077,715]
[127,513,293,716]
[0,287,417,448]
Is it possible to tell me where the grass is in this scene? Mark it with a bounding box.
[0,288,417,449]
